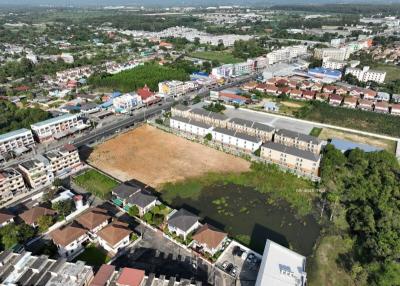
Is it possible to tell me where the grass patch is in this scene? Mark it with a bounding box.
[308,235,355,286]
[161,162,317,217]
[372,63,400,82]
[189,51,243,64]
[73,169,119,199]
[319,128,397,153]
[296,101,400,137]
[309,127,323,137]
[74,244,111,267]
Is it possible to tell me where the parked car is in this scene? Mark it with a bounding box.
[226,263,234,273]
[231,266,238,278]
[221,261,229,270]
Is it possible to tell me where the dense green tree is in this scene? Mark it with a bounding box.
[0,101,51,134]
[52,199,75,218]
[128,205,139,217]
[0,223,35,249]
[37,215,54,233]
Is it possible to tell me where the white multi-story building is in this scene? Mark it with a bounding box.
[170,116,214,137]
[314,47,348,61]
[18,155,54,189]
[267,45,308,65]
[255,239,307,286]
[211,60,256,78]
[30,114,86,142]
[0,168,26,202]
[0,128,35,155]
[44,144,81,177]
[112,93,142,113]
[158,81,195,97]
[322,57,346,70]
[212,127,263,152]
[345,66,386,83]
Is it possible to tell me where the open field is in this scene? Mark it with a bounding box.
[308,235,355,286]
[73,169,119,199]
[319,128,397,153]
[189,51,243,64]
[373,63,400,82]
[88,125,251,187]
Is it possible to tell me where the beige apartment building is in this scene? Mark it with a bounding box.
[171,104,192,118]
[226,117,275,142]
[18,156,54,189]
[261,142,321,177]
[44,144,81,177]
[274,129,322,154]
[0,168,26,202]
[187,108,228,128]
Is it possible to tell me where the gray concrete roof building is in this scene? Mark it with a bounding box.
[229,117,274,132]
[127,190,157,209]
[213,127,261,143]
[189,108,228,121]
[168,209,199,232]
[170,116,213,129]
[275,129,321,145]
[263,142,321,162]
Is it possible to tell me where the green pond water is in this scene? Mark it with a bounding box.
[161,183,321,256]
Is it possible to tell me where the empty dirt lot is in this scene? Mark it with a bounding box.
[88,125,250,188]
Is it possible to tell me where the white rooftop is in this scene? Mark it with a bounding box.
[255,240,307,286]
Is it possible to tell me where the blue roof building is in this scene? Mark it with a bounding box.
[111,91,122,98]
[308,67,342,80]
[330,138,383,153]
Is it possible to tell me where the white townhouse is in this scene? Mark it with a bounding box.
[112,93,142,113]
[212,127,263,152]
[30,114,86,142]
[50,224,89,258]
[0,128,35,156]
[170,116,213,137]
[97,221,132,255]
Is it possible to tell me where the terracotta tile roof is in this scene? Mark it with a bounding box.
[19,206,56,225]
[116,267,145,286]
[137,84,154,100]
[192,224,227,250]
[90,264,116,286]
[50,223,87,247]
[76,208,110,231]
[97,221,132,247]
[0,210,14,225]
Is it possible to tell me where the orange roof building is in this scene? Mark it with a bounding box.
[192,224,227,256]
[116,268,145,286]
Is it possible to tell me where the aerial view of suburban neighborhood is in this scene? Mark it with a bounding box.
[0,0,399,285]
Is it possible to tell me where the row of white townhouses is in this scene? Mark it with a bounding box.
[171,105,322,178]
[0,144,81,203]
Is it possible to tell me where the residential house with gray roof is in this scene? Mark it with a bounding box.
[167,209,200,240]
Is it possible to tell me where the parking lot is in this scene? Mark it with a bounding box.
[216,242,261,286]
[112,224,216,285]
